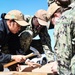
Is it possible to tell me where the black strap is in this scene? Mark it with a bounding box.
[2,20,7,34]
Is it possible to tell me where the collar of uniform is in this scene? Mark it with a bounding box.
[69,2,75,8]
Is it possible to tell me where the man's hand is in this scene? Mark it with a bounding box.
[49,61,58,73]
[11,55,26,63]
[16,61,41,71]
[32,61,58,74]
[25,61,41,68]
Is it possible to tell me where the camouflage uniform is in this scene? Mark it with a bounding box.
[19,17,54,62]
[72,0,75,2]
[54,1,75,75]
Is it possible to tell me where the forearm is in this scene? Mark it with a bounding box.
[42,45,54,62]
[0,52,11,63]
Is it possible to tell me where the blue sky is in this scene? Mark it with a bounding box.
[0,0,54,49]
[0,0,48,15]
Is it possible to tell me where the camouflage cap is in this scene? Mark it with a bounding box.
[47,2,60,20]
[34,9,49,27]
[5,10,29,26]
